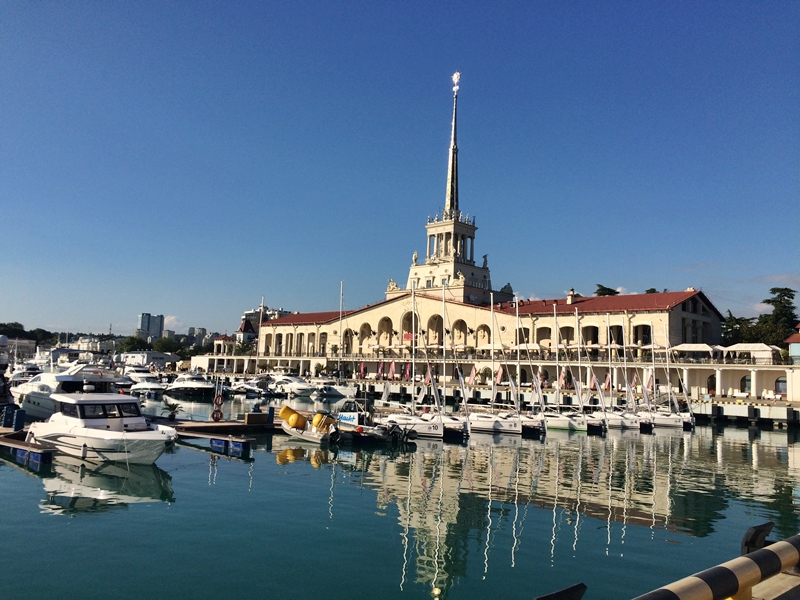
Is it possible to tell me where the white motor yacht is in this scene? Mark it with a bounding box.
[313,379,358,398]
[165,373,216,398]
[124,365,155,383]
[130,374,167,397]
[26,393,177,464]
[11,364,125,420]
[270,375,315,397]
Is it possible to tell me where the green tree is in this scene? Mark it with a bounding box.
[721,310,754,345]
[595,284,619,297]
[760,288,798,332]
[235,341,254,355]
[117,336,151,353]
[153,337,180,353]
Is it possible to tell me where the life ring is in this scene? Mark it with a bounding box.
[211,409,223,422]
[213,394,224,407]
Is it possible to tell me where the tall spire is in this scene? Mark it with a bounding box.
[444,71,460,214]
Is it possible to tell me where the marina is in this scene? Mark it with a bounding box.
[3,390,800,598]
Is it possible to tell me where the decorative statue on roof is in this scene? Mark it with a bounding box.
[412,250,418,266]
[500,283,513,294]
[387,279,400,291]
[454,271,465,283]
[482,254,488,268]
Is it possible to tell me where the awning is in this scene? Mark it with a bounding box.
[513,342,541,351]
[722,343,777,355]
[670,343,714,353]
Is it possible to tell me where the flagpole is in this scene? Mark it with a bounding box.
[490,292,495,412]
[554,303,559,408]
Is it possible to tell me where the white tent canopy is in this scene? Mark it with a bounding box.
[722,343,777,355]
[513,342,541,351]
[670,343,714,353]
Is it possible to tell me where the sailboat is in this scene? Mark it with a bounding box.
[381,373,445,439]
[541,304,587,432]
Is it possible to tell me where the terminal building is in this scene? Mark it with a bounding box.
[192,74,797,403]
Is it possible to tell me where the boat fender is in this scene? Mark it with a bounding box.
[213,394,224,407]
[211,409,223,422]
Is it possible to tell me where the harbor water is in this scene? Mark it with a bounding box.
[2,414,799,599]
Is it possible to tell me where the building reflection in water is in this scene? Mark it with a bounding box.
[275,426,800,598]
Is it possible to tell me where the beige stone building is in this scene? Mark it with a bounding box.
[192,74,798,403]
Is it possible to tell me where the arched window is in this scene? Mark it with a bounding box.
[775,376,787,395]
[707,374,716,394]
[740,375,750,393]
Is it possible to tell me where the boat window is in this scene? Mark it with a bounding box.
[80,404,106,419]
[119,403,141,417]
[61,381,84,393]
[61,404,79,418]
[105,404,121,418]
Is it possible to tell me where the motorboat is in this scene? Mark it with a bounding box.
[124,365,156,383]
[230,381,263,396]
[468,410,523,435]
[336,399,408,443]
[11,364,126,420]
[130,375,167,398]
[26,392,177,464]
[165,373,216,398]
[7,363,45,392]
[279,405,343,444]
[313,379,358,398]
[270,375,315,397]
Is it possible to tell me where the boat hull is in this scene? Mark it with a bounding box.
[27,425,176,465]
[468,413,522,435]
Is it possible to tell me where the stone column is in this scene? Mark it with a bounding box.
[715,368,722,397]
[750,368,758,398]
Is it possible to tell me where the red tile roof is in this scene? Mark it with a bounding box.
[784,333,800,344]
[496,290,723,319]
[264,310,358,327]
[237,319,256,334]
[214,335,235,341]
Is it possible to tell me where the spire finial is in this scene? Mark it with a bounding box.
[444,72,460,213]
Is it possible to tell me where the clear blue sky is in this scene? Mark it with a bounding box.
[2,2,798,336]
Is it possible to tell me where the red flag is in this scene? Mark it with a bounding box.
[359,362,365,379]
[646,373,654,391]
[377,362,384,378]
[404,363,411,381]
[603,372,611,392]
[388,361,396,380]
[631,372,639,389]
[424,366,431,385]
[557,367,566,390]
[495,365,504,385]
[591,375,598,390]
[468,365,477,387]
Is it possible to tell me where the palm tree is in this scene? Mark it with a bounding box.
[235,341,254,355]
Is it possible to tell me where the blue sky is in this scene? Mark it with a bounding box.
[2,2,798,336]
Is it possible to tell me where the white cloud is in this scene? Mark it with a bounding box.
[164,315,184,331]
[616,286,628,295]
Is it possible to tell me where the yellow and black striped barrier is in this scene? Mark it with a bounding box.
[632,532,800,600]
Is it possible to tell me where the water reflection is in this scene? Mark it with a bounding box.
[269,426,800,598]
[0,454,174,515]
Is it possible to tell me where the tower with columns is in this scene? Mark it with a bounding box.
[390,72,513,306]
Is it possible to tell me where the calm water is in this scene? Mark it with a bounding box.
[2,418,799,599]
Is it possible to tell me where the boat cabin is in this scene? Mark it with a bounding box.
[52,393,149,432]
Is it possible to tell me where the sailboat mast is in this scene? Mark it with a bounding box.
[490,292,495,412]
[442,283,446,409]
[338,281,343,375]
[412,282,416,411]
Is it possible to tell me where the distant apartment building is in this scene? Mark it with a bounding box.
[137,313,164,341]
[162,330,175,340]
[188,327,195,337]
